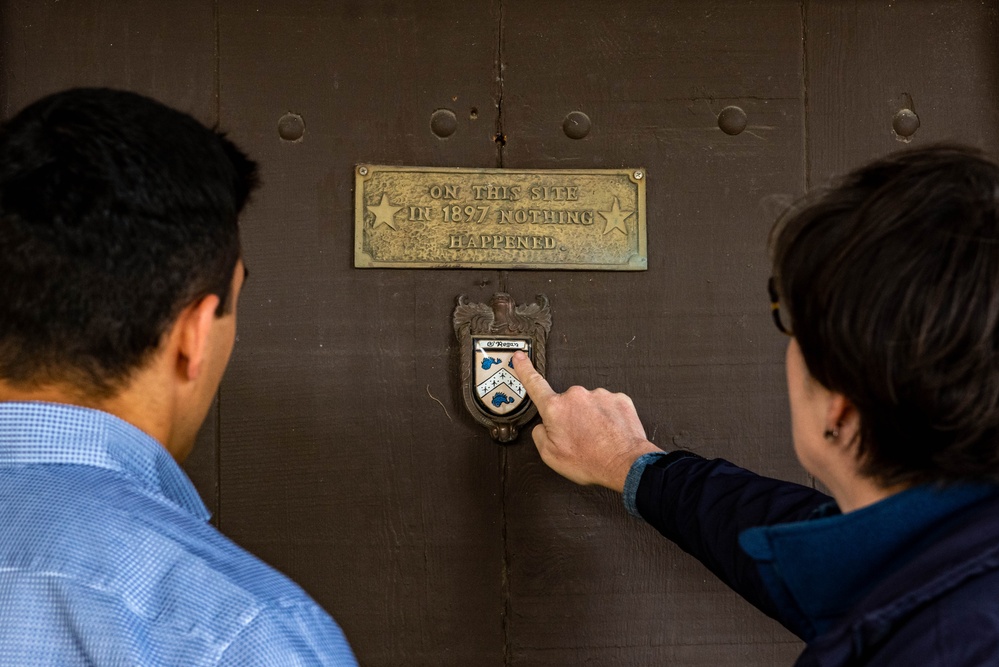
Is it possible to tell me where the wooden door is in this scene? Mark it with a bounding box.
[2,1,997,664]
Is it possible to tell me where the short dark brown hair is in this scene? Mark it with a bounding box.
[0,88,258,396]
[771,143,999,486]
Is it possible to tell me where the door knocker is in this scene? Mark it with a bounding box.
[453,293,551,443]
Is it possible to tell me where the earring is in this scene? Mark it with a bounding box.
[824,428,839,440]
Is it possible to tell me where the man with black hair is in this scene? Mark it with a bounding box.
[0,88,357,665]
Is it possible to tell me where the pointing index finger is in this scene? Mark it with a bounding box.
[512,351,557,411]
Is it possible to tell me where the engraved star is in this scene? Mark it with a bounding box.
[368,193,403,230]
[598,197,633,235]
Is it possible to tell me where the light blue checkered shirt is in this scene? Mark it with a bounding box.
[0,401,358,666]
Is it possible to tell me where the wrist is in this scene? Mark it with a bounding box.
[622,450,669,516]
[607,440,664,493]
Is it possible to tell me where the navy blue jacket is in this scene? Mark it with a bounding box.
[634,452,999,666]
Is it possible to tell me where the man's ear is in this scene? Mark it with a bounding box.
[173,294,222,382]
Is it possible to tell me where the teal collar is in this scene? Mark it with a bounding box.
[739,483,998,640]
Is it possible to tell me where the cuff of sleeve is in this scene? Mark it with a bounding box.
[622,451,669,517]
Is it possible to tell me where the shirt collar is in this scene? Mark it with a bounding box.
[0,401,210,521]
[739,482,998,641]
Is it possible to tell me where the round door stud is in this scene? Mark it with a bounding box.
[718,106,747,136]
[431,109,458,138]
[562,111,591,140]
[893,108,920,139]
[278,112,305,142]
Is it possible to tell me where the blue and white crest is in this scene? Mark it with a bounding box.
[472,337,532,417]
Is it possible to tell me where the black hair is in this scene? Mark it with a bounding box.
[0,87,258,396]
[772,143,999,486]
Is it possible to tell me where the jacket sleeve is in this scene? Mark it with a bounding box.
[633,451,832,629]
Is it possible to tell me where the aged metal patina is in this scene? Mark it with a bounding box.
[453,293,551,443]
[355,165,646,270]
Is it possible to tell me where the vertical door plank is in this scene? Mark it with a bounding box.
[216,2,504,664]
[0,0,220,517]
[500,1,807,664]
[807,1,999,183]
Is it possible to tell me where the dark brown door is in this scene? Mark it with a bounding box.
[3,2,997,664]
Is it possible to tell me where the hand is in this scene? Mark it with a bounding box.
[512,351,664,492]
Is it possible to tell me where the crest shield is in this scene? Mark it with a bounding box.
[453,293,551,443]
[472,337,532,417]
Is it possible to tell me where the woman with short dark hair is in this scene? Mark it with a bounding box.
[512,144,999,665]
[772,144,999,488]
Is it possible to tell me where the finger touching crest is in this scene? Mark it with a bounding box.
[512,351,557,409]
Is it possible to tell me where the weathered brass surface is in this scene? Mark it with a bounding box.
[354,165,647,270]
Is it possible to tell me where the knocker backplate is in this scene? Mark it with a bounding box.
[453,293,551,443]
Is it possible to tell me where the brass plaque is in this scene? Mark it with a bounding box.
[354,165,647,270]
